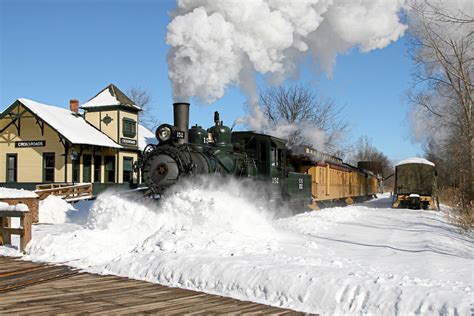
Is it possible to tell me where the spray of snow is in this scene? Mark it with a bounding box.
[12,190,472,314]
[27,176,279,269]
[166,0,407,147]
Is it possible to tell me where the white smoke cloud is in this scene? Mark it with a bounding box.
[167,0,408,103]
[167,0,408,149]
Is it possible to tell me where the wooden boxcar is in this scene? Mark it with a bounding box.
[290,146,379,207]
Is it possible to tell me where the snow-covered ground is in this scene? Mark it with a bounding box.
[1,178,472,315]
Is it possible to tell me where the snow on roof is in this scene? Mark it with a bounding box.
[138,124,157,151]
[80,84,140,110]
[0,187,38,199]
[396,157,435,167]
[18,98,122,149]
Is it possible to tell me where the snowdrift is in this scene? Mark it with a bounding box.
[1,177,472,315]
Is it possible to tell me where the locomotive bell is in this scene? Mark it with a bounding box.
[173,102,190,144]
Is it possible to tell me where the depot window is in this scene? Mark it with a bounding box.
[122,118,136,138]
[104,156,116,183]
[72,159,79,183]
[83,154,92,183]
[43,153,55,182]
[6,154,17,183]
[123,157,133,183]
[94,155,102,183]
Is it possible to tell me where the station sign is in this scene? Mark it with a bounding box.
[15,140,46,148]
[120,138,137,145]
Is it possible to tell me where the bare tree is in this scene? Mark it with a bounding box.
[348,136,393,178]
[127,87,159,131]
[407,0,473,228]
[259,83,349,153]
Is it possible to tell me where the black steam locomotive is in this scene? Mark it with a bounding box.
[138,103,312,208]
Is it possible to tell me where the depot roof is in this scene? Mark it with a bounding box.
[80,84,141,111]
[13,98,122,148]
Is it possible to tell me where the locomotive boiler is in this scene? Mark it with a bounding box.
[140,103,257,194]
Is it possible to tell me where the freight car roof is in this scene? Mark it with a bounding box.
[396,157,435,167]
[291,145,343,164]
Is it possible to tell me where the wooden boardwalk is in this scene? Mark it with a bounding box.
[0,256,304,315]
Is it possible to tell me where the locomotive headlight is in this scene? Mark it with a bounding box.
[156,125,172,142]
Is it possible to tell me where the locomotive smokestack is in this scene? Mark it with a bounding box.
[173,102,190,144]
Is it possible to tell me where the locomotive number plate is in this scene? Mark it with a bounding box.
[176,131,185,139]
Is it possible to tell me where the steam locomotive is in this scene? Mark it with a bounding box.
[138,102,378,209]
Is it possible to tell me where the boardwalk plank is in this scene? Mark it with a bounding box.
[0,256,306,315]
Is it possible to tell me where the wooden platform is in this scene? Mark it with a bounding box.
[0,256,304,315]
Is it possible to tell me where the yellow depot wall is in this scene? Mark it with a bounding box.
[83,111,101,131]
[85,110,119,143]
[0,105,66,183]
[83,109,139,147]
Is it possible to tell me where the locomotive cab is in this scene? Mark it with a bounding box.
[231,132,287,179]
[231,131,312,209]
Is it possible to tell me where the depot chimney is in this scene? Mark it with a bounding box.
[70,99,79,113]
[173,102,190,145]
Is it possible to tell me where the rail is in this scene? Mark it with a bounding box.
[0,209,32,252]
[35,183,93,202]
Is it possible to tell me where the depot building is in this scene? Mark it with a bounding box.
[0,84,156,193]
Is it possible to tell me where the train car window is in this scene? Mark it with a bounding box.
[258,141,269,176]
[247,138,257,151]
[260,142,267,162]
[271,147,278,166]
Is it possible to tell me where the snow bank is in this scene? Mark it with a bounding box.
[28,177,277,269]
[4,179,471,315]
[39,195,91,224]
[0,187,38,199]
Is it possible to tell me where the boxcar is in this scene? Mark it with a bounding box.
[392,157,438,209]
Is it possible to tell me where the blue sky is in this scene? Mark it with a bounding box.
[0,0,422,162]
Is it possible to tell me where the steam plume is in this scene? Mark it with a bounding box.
[167,0,408,104]
[166,0,408,150]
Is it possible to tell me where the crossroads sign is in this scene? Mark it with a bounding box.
[15,140,46,148]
